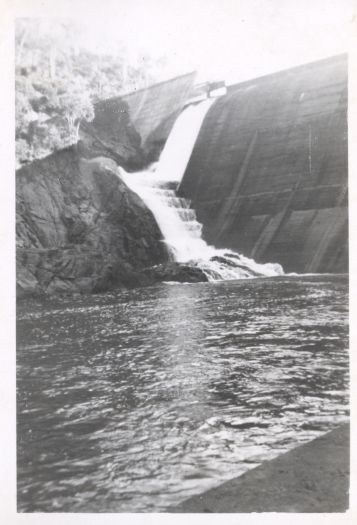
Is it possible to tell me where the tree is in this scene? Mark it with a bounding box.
[15,19,166,166]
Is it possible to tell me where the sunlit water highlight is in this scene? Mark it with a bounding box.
[17,275,349,512]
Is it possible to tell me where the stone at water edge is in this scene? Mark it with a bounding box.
[146,262,209,283]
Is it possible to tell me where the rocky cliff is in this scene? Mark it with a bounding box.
[16,150,169,297]
[179,55,348,273]
[16,74,198,297]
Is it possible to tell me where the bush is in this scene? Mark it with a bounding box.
[15,19,164,166]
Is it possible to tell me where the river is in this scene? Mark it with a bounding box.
[17,274,349,512]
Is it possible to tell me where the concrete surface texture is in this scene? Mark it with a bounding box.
[81,72,196,166]
[170,423,349,513]
[179,55,348,274]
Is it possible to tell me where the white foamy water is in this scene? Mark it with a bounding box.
[120,100,283,280]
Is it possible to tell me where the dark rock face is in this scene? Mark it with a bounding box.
[16,74,199,297]
[79,98,145,171]
[16,149,169,297]
[179,55,348,273]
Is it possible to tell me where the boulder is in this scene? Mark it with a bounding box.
[146,262,209,283]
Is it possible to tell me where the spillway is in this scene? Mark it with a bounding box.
[120,101,283,280]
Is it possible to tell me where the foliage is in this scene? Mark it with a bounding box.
[15,19,165,167]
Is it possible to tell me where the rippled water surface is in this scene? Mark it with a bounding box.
[17,275,349,512]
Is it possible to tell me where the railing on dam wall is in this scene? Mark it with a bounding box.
[187,81,227,104]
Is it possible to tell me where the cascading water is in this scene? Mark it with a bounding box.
[120,100,283,281]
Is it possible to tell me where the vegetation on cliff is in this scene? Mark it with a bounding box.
[15,19,166,167]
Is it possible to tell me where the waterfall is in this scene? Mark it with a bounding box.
[120,101,283,281]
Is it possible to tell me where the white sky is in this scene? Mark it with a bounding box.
[9,0,355,84]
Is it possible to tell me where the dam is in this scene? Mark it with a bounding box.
[16,54,349,513]
[14,5,351,515]
[120,99,283,280]
[179,54,348,274]
[16,54,348,296]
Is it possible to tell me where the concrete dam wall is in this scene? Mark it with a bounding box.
[80,72,196,168]
[17,56,348,297]
[179,55,348,273]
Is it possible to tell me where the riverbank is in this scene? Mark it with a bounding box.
[169,423,349,513]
